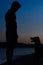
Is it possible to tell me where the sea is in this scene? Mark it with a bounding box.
[0,47,35,64]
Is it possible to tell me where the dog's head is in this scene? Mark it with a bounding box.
[30,36,41,44]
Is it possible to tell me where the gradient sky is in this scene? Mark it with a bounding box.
[0,0,43,44]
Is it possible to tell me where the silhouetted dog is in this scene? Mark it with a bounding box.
[30,36,41,65]
[30,36,41,51]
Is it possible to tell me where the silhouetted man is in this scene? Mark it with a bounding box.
[30,36,41,65]
[5,1,21,64]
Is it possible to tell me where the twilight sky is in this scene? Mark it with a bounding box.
[0,0,43,44]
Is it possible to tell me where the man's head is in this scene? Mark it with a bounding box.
[11,1,21,12]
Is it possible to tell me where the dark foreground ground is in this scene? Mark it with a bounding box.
[0,42,34,48]
[1,53,43,65]
[1,49,43,65]
[1,53,34,65]
[1,42,43,65]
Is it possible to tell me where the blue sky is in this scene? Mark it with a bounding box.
[0,0,43,43]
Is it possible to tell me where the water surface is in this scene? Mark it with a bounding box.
[0,48,35,64]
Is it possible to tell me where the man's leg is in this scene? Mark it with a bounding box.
[6,44,14,64]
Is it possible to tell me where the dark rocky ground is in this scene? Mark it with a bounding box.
[1,42,43,65]
[0,42,34,48]
[1,52,43,65]
[1,53,34,65]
